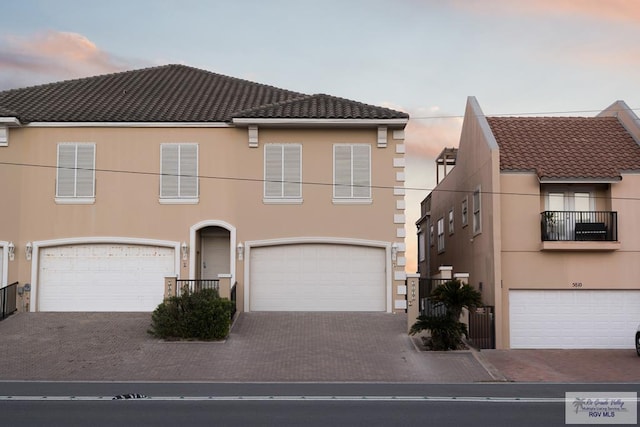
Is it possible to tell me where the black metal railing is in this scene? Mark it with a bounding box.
[175,279,220,297]
[541,211,617,242]
[230,282,237,319]
[419,278,449,317]
[468,306,495,349]
[1,282,18,320]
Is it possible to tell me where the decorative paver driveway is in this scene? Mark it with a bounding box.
[0,312,492,383]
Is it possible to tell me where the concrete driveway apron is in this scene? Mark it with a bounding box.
[0,312,492,383]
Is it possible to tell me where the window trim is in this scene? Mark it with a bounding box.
[418,231,425,262]
[473,186,482,235]
[461,197,468,227]
[448,208,454,235]
[437,217,445,253]
[332,143,372,203]
[0,126,7,147]
[55,142,96,204]
[263,143,303,204]
[160,143,199,204]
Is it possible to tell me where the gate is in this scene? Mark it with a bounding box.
[1,282,18,320]
[468,305,495,349]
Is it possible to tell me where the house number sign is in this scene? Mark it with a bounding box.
[571,282,583,288]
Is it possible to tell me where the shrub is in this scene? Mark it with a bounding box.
[148,288,234,341]
[409,279,483,351]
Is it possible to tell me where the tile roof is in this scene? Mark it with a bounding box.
[486,116,640,180]
[0,64,408,124]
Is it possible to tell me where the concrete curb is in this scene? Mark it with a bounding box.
[469,350,509,382]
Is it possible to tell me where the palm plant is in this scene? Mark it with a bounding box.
[410,279,483,350]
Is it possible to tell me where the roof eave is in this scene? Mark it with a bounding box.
[232,118,408,128]
[0,117,21,126]
[538,176,622,184]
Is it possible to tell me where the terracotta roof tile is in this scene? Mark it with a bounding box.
[0,64,407,123]
[486,116,640,180]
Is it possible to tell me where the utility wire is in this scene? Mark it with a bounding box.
[3,160,640,202]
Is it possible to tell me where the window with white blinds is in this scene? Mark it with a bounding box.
[333,144,371,201]
[264,144,302,202]
[56,143,95,201]
[160,143,198,201]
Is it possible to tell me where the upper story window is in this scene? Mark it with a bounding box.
[264,144,302,203]
[56,143,95,204]
[160,143,198,203]
[461,197,468,227]
[418,231,425,262]
[473,186,482,234]
[0,127,7,146]
[448,208,454,235]
[430,224,434,247]
[437,217,445,252]
[333,144,371,203]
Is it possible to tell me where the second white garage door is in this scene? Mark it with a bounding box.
[249,244,387,311]
[38,244,176,312]
[509,290,640,349]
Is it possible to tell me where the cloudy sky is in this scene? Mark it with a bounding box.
[1,0,638,271]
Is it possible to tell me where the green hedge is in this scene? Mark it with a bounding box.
[148,288,234,341]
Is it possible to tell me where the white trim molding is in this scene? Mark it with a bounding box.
[232,118,409,127]
[0,241,9,287]
[28,237,182,312]
[243,237,394,313]
[248,125,259,147]
[377,126,387,147]
[189,220,237,285]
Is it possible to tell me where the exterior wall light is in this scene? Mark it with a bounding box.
[7,241,15,261]
[181,242,188,261]
[391,242,398,263]
[237,242,244,261]
[25,242,32,261]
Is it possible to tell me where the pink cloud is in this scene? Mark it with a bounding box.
[453,0,640,24]
[0,31,149,89]
[405,115,463,160]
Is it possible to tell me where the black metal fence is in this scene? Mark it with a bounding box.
[468,305,495,349]
[418,278,448,317]
[541,211,617,241]
[175,279,220,297]
[230,282,237,319]
[1,282,18,320]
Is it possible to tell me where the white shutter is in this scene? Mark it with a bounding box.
[161,144,179,198]
[264,145,283,198]
[283,145,301,198]
[179,144,198,198]
[76,144,95,197]
[334,145,352,198]
[352,145,370,198]
[57,144,76,197]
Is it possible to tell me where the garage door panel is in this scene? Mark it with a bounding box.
[38,244,175,312]
[510,290,640,349]
[250,244,386,311]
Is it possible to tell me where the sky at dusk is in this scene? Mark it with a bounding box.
[1,0,639,271]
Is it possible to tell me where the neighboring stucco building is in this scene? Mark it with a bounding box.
[419,96,640,349]
[0,64,409,313]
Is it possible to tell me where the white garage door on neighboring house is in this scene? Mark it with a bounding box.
[37,244,175,312]
[249,244,387,311]
[509,290,640,349]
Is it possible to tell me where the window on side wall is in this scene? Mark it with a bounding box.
[56,142,95,204]
[430,224,434,247]
[473,187,482,234]
[333,144,371,203]
[264,144,302,203]
[418,231,425,262]
[160,143,199,203]
[0,127,7,146]
[448,208,454,235]
[437,217,445,252]
[461,197,468,227]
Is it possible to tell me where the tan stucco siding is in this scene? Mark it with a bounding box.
[2,125,406,313]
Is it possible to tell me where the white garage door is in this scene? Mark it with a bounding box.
[38,244,175,312]
[510,290,640,349]
[250,244,386,311]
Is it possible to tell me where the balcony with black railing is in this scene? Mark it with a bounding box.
[540,211,618,248]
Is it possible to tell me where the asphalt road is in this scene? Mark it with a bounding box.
[1,382,637,426]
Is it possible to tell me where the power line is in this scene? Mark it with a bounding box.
[3,160,640,202]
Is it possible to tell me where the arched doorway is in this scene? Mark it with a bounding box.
[198,226,231,280]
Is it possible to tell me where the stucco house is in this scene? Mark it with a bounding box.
[0,64,409,313]
[417,96,640,349]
